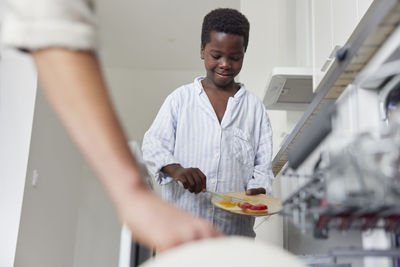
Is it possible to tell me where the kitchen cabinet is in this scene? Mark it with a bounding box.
[311,0,374,92]
[331,0,358,46]
[357,0,375,18]
[311,0,335,92]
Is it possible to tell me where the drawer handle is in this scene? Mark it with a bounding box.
[320,45,342,72]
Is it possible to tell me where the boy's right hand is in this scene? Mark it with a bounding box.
[162,164,206,194]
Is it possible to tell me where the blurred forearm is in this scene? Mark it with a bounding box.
[30,48,222,249]
[32,48,146,207]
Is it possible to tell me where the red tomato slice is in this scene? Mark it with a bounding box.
[249,204,268,210]
[239,202,268,211]
[239,202,253,209]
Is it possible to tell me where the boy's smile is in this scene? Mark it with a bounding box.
[201,31,245,91]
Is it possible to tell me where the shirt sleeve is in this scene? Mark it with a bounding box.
[142,92,180,185]
[1,0,98,51]
[247,105,275,195]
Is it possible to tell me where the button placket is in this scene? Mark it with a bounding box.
[212,126,222,192]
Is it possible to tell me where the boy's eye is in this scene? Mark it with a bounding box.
[230,56,242,61]
[211,54,221,59]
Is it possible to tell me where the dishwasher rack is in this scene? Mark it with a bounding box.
[282,124,400,238]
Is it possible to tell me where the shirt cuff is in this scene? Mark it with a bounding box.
[2,16,97,51]
[247,175,274,195]
[152,157,179,185]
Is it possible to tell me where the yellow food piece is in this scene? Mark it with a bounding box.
[243,197,251,201]
[217,201,237,208]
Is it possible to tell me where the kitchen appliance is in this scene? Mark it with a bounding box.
[272,1,400,266]
[263,67,314,111]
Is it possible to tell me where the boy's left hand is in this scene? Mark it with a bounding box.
[245,188,266,195]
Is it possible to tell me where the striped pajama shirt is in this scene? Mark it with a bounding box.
[142,77,274,237]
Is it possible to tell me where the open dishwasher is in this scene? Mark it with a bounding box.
[272,1,400,266]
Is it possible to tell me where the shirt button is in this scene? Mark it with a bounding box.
[214,153,219,159]
[210,179,216,184]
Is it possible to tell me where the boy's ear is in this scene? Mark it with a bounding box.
[200,46,205,60]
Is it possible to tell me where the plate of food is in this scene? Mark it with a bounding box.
[211,191,282,216]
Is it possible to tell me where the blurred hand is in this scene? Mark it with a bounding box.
[163,164,206,194]
[246,187,266,195]
[119,187,222,252]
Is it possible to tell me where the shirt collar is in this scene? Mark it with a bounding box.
[194,77,205,95]
[194,76,246,99]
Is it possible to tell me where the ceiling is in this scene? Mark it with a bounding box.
[96,0,240,71]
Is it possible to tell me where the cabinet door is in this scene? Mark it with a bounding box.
[331,0,358,47]
[311,0,333,91]
[357,0,374,20]
[312,0,361,92]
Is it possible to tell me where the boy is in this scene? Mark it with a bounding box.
[142,8,274,237]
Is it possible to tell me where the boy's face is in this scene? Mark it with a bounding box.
[201,31,245,89]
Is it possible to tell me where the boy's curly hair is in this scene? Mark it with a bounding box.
[201,8,250,51]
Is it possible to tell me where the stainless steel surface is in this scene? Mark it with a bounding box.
[282,119,400,239]
[329,247,400,258]
[287,101,335,170]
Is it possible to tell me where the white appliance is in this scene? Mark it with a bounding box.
[263,67,314,111]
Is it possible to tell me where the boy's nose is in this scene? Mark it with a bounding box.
[219,58,231,69]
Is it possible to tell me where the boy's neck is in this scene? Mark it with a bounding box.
[202,78,240,95]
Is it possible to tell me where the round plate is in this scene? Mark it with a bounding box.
[142,236,307,267]
[211,191,282,216]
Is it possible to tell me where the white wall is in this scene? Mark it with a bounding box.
[72,165,121,267]
[0,51,121,267]
[0,49,37,267]
[240,1,296,99]
[13,89,84,267]
[239,0,310,157]
[103,67,204,144]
